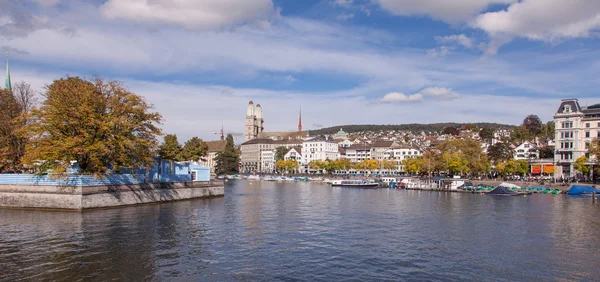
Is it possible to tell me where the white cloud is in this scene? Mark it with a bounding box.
[100,0,276,31]
[417,87,461,100]
[376,0,516,24]
[472,0,600,53]
[284,74,297,82]
[31,0,59,8]
[435,34,473,48]
[427,46,453,57]
[334,0,353,7]
[337,13,355,21]
[380,92,423,103]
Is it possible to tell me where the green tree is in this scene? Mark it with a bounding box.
[487,142,514,164]
[158,134,183,161]
[214,134,240,175]
[275,146,288,161]
[437,139,490,176]
[541,121,555,139]
[589,139,600,160]
[515,159,530,175]
[180,137,208,162]
[364,159,379,171]
[402,158,422,174]
[336,158,352,171]
[442,126,459,136]
[24,76,162,175]
[573,156,590,175]
[0,89,25,172]
[276,159,286,172]
[511,125,532,143]
[381,159,397,170]
[285,159,299,173]
[538,146,554,159]
[309,160,326,171]
[479,127,494,143]
[522,114,543,137]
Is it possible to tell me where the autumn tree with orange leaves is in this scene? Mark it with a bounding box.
[23,77,163,175]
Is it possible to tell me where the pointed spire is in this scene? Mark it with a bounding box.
[298,108,302,132]
[220,122,225,141]
[4,50,11,91]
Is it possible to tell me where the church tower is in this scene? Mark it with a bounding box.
[244,101,256,142]
[244,101,265,142]
[255,104,264,135]
[4,51,11,91]
[298,108,302,132]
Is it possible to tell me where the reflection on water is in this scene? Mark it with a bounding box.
[1,181,600,281]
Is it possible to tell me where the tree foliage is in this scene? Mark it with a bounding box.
[180,137,208,162]
[0,89,25,172]
[158,134,183,161]
[381,159,397,170]
[538,146,554,159]
[402,158,423,174]
[309,123,515,135]
[275,146,288,161]
[511,125,532,144]
[214,134,240,175]
[23,77,162,175]
[442,126,459,136]
[437,139,490,176]
[479,127,495,142]
[541,121,555,139]
[487,142,514,164]
[276,159,299,173]
[573,156,590,175]
[522,114,543,137]
[589,139,600,162]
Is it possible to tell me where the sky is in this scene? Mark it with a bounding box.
[2,0,600,143]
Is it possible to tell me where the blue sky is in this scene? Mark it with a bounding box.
[2,0,600,142]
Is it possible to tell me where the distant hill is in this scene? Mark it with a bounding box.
[309,123,516,135]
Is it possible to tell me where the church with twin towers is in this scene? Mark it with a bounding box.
[244,100,306,142]
[244,101,264,142]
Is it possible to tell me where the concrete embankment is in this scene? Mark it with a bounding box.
[0,181,224,211]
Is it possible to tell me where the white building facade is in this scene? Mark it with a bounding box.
[260,149,276,173]
[301,136,339,166]
[514,141,538,160]
[553,99,600,177]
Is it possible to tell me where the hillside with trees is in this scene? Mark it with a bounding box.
[309,122,516,135]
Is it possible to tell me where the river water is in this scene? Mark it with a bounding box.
[1,181,599,281]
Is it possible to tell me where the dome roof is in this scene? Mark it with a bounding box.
[256,104,261,107]
[249,100,254,104]
[337,128,346,134]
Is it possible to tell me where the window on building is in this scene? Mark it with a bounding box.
[586,131,590,138]
[586,123,590,128]
[524,144,530,148]
[563,105,571,113]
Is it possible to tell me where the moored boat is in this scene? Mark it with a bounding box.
[331,179,379,188]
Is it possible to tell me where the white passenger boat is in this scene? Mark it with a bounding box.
[331,179,379,188]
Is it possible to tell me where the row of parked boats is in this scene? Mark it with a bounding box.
[220,175,600,196]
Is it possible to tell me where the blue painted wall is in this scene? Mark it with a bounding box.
[0,158,211,186]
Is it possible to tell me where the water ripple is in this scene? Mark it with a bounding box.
[1,181,600,281]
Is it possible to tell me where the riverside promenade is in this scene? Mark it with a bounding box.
[0,174,224,211]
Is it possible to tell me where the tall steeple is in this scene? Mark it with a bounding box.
[298,108,302,132]
[4,50,11,91]
[220,122,225,141]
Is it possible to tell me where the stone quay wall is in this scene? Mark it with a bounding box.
[0,181,224,211]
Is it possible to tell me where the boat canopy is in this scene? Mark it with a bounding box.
[567,185,600,195]
[488,186,518,195]
[498,182,521,189]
